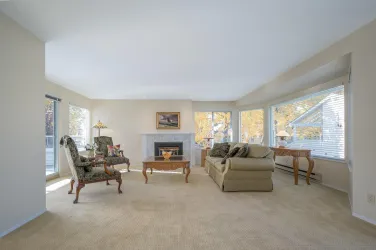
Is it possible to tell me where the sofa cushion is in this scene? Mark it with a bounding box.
[214,162,226,173]
[228,157,275,171]
[221,147,240,164]
[234,144,249,157]
[205,156,223,166]
[247,145,272,158]
[228,142,238,151]
[209,143,230,157]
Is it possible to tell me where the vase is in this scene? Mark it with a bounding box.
[162,151,172,160]
[88,150,94,157]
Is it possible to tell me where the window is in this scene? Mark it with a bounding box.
[45,97,58,176]
[240,109,264,144]
[69,104,90,151]
[271,85,345,160]
[195,112,232,147]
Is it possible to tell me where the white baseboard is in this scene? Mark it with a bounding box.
[0,209,46,238]
[321,183,348,194]
[352,212,376,226]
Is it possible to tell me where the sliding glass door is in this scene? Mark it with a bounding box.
[45,97,58,176]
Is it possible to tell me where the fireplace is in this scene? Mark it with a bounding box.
[154,142,183,156]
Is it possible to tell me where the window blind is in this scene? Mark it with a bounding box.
[271,85,345,160]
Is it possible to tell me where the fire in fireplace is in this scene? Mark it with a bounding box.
[154,142,183,156]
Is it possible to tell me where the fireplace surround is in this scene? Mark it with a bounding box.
[154,142,183,156]
[141,132,195,164]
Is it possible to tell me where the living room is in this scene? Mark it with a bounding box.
[1,1,376,249]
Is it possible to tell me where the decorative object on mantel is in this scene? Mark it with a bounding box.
[203,137,214,149]
[92,120,107,136]
[156,112,180,129]
[162,150,172,160]
[276,130,290,148]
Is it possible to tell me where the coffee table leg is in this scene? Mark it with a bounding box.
[142,164,148,184]
[185,165,190,183]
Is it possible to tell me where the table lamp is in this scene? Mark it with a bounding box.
[276,130,290,148]
[92,120,107,137]
[203,137,214,149]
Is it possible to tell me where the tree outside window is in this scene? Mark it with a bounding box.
[195,112,232,147]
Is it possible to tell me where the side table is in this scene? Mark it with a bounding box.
[201,148,210,167]
[270,147,314,185]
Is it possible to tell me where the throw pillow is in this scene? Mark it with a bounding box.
[209,143,230,157]
[107,144,121,157]
[234,144,249,157]
[221,147,240,164]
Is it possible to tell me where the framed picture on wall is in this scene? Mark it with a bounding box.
[156,112,180,129]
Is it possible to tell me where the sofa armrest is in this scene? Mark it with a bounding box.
[227,157,275,171]
[265,150,274,160]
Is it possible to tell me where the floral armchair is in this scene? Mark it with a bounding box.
[60,135,122,204]
[94,136,130,172]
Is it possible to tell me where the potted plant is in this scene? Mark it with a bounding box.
[85,143,97,157]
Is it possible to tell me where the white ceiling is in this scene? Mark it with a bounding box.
[1,1,376,101]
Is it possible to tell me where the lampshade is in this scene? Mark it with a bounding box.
[276,130,290,137]
[92,120,107,129]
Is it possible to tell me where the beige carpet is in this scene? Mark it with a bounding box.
[1,167,376,250]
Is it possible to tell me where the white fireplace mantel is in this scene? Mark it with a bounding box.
[141,132,195,164]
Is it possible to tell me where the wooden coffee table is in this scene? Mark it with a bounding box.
[142,156,190,184]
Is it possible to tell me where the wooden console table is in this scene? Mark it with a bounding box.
[270,147,314,185]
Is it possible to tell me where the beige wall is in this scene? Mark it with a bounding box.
[91,100,194,166]
[45,82,92,176]
[238,18,376,224]
[0,12,46,236]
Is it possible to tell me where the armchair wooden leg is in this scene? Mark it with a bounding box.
[68,179,74,194]
[116,179,123,194]
[73,183,85,204]
[106,180,110,185]
[127,163,130,172]
[150,168,153,174]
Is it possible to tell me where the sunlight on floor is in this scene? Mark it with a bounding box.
[46,179,71,194]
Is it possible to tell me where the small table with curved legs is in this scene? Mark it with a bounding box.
[142,155,190,184]
[270,147,315,185]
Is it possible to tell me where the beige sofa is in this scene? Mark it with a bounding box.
[205,143,275,192]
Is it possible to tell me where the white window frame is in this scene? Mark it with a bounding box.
[239,109,265,144]
[69,104,90,152]
[269,84,346,161]
[194,111,233,146]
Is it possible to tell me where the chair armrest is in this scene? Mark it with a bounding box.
[226,157,275,171]
[118,149,124,157]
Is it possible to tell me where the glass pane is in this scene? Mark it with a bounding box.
[45,98,57,175]
[69,105,89,151]
[194,112,212,147]
[213,112,232,143]
[240,109,264,144]
[271,86,345,159]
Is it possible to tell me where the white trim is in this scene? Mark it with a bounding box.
[312,156,347,164]
[0,209,46,238]
[352,212,376,226]
[140,132,195,135]
[321,183,348,194]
